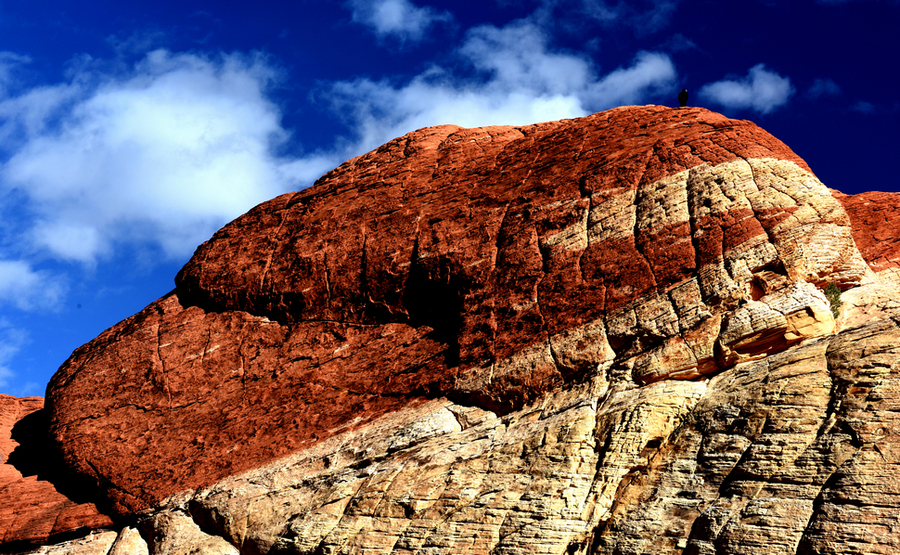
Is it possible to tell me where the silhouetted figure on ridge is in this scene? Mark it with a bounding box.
[678,88,689,107]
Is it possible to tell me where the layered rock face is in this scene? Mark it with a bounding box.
[3,106,899,554]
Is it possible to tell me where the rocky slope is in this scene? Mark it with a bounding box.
[2,105,899,554]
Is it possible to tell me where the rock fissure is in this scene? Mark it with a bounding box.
[258,202,292,299]
[154,324,172,405]
[323,251,332,303]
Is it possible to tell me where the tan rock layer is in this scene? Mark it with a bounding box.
[13,298,900,554]
[133,304,897,555]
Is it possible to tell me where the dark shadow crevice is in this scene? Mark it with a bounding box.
[402,237,464,367]
[7,409,116,519]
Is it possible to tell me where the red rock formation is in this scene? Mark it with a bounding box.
[44,105,866,521]
[0,395,112,547]
[833,189,900,272]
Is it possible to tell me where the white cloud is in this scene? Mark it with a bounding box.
[327,20,677,152]
[459,23,593,96]
[699,64,794,114]
[807,77,841,99]
[0,50,338,264]
[582,51,677,107]
[347,0,452,41]
[699,63,794,114]
[0,260,66,310]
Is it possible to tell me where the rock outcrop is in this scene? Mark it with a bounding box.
[3,106,899,554]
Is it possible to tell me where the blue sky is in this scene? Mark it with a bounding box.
[0,0,897,396]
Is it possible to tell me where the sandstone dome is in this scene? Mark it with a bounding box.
[3,105,899,555]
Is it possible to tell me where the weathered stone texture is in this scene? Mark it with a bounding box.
[3,106,899,554]
[46,106,870,519]
[107,527,149,555]
[834,189,900,273]
[167,295,898,555]
[10,531,119,555]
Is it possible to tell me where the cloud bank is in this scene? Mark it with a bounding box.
[327,20,677,151]
[699,63,794,114]
[0,50,335,265]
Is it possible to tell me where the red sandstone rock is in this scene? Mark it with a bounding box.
[833,189,900,272]
[45,105,864,521]
[0,395,113,547]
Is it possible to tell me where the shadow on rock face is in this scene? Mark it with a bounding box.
[7,408,111,513]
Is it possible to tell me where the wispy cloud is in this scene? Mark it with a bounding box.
[0,260,66,310]
[853,100,876,114]
[664,33,699,53]
[699,63,794,114]
[807,77,841,99]
[578,0,678,34]
[347,0,452,42]
[326,20,676,152]
[0,50,336,265]
[0,319,29,393]
[0,52,32,97]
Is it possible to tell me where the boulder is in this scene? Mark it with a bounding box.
[5,105,898,554]
[47,106,870,517]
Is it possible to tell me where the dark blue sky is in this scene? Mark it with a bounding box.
[0,0,897,395]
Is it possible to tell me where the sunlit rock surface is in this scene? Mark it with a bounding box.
[3,106,898,554]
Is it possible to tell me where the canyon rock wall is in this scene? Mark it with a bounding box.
[2,106,898,554]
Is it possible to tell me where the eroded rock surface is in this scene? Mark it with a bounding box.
[834,189,900,273]
[4,106,898,554]
[47,106,868,515]
[182,306,900,555]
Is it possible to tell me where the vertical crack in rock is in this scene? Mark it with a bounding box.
[322,251,332,304]
[792,335,863,555]
[741,155,783,254]
[359,227,369,320]
[258,202,292,301]
[632,180,660,292]
[198,327,212,367]
[531,203,559,382]
[154,323,172,406]
[685,166,712,310]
